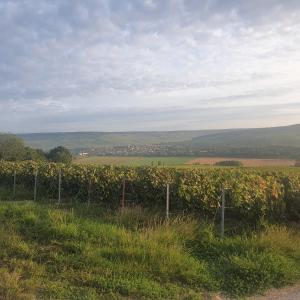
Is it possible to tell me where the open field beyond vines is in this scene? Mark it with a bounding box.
[75,156,297,167]
[0,201,299,300]
[75,156,194,167]
[187,157,296,167]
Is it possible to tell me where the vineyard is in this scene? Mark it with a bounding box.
[0,161,300,299]
[0,161,300,223]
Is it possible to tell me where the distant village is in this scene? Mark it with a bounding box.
[75,143,300,159]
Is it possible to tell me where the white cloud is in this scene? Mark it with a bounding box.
[0,0,300,132]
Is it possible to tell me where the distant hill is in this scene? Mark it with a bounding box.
[190,124,300,148]
[17,124,300,151]
[18,130,228,150]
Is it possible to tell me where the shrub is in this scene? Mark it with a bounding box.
[215,160,243,167]
[0,135,27,161]
[190,225,300,297]
[0,134,47,162]
[47,146,73,164]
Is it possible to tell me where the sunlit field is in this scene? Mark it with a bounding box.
[75,155,297,168]
[75,156,195,167]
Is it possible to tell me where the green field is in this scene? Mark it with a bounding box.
[75,156,194,167]
[74,155,298,169]
[0,201,299,300]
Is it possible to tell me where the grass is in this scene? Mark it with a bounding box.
[74,155,298,168]
[75,156,195,167]
[0,202,299,299]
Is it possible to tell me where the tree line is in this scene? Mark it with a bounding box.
[0,134,72,164]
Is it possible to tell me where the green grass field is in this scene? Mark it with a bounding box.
[75,156,194,167]
[0,201,299,300]
[74,156,299,170]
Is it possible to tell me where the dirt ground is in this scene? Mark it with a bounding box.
[209,284,300,300]
[248,284,300,300]
[187,157,296,167]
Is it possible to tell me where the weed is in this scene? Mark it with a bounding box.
[0,202,299,299]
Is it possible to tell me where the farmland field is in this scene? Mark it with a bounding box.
[75,156,194,166]
[187,157,296,167]
[75,155,296,167]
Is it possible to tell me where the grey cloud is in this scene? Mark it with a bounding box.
[182,0,300,25]
[0,0,300,131]
[1,101,299,133]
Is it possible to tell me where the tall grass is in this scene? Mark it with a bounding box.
[0,202,299,299]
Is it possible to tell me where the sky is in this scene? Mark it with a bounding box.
[0,0,300,133]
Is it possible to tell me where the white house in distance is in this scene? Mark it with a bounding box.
[78,152,89,157]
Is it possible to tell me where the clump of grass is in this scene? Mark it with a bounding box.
[0,267,37,300]
[215,160,243,167]
[0,202,209,299]
[189,224,300,297]
[0,202,299,299]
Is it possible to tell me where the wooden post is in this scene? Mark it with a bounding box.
[58,169,61,204]
[34,170,38,201]
[166,183,170,220]
[13,169,16,199]
[221,188,226,238]
[120,179,125,210]
[88,178,91,207]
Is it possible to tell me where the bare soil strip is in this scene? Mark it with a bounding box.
[187,157,296,167]
[248,284,300,300]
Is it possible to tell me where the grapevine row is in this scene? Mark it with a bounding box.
[0,161,299,222]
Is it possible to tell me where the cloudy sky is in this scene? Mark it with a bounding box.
[1,0,300,133]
